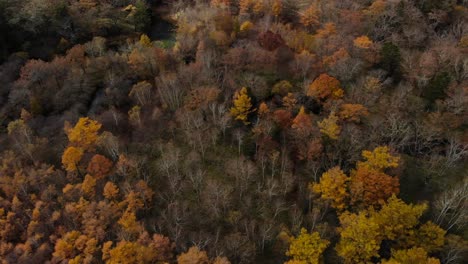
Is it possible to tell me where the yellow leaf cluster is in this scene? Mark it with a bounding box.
[285,228,330,264]
[62,146,84,172]
[336,211,381,263]
[230,87,254,124]
[357,146,400,171]
[354,36,373,49]
[311,167,349,211]
[66,117,102,150]
[240,21,254,32]
[381,247,440,264]
[317,112,340,140]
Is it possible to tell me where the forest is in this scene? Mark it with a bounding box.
[0,0,467,263]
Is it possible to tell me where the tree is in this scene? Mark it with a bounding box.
[272,0,282,18]
[139,34,152,47]
[65,117,102,151]
[107,241,156,264]
[62,147,84,172]
[339,104,369,122]
[87,154,113,179]
[103,182,119,200]
[357,146,400,171]
[132,0,150,32]
[292,107,313,137]
[311,167,349,211]
[285,228,329,264]
[272,80,293,96]
[336,211,381,263]
[177,246,209,264]
[307,74,344,100]
[300,5,320,29]
[230,87,255,125]
[349,167,399,208]
[380,43,402,80]
[129,81,152,106]
[372,195,427,241]
[354,36,373,49]
[317,112,340,140]
[381,247,440,264]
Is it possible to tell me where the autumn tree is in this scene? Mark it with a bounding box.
[62,147,84,172]
[317,112,340,140]
[106,241,156,264]
[300,5,320,29]
[357,146,400,171]
[291,107,313,138]
[230,87,255,125]
[338,104,369,122]
[311,167,349,211]
[177,246,209,264]
[65,117,102,151]
[349,167,400,208]
[285,228,329,264]
[354,36,374,49]
[381,247,440,264]
[87,154,113,179]
[307,74,344,101]
[336,211,381,263]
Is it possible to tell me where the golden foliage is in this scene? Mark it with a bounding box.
[66,117,102,150]
[317,112,340,140]
[230,87,255,124]
[139,34,152,47]
[357,146,400,171]
[339,103,369,122]
[107,241,156,264]
[354,36,373,49]
[372,195,427,241]
[336,211,381,263]
[286,228,329,264]
[240,21,254,33]
[381,247,440,264]
[177,246,209,264]
[311,167,349,211]
[62,146,84,172]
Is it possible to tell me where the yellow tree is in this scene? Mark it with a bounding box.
[62,146,84,172]
[317,112,340,140]
[139,34,152,47]
[230,87,255,124]
[357,146,400,171]
[286,228,330,264]
[353,36,373,49]
[106,241,156,264]
[66,117,102,150]
[372,195,427,241]
[177,246,209,264]
[311,167,349,211]
[381,247,440,264]
[335,211,381,263]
